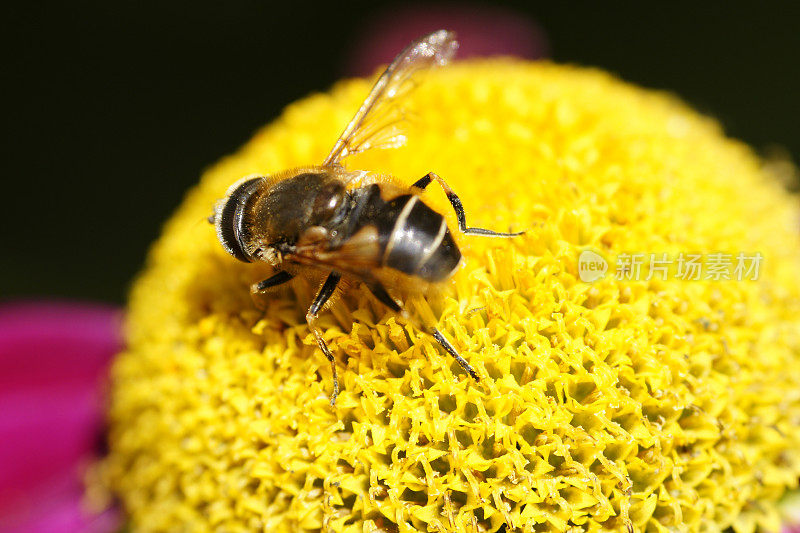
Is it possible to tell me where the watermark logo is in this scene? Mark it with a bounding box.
[578,250,608,282]
[578,251,763,282]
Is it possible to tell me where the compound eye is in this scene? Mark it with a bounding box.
[313,182,345,221]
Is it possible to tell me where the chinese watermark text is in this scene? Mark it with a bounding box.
[579,251,763,283]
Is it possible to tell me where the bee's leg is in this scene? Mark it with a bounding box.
[252,270,294,292]
[307,272,342,405]
[366,282,479,381]
[412,172,523,237]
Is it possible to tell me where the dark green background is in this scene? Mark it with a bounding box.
[4,2,799,304]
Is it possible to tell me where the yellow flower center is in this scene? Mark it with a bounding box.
[103,59,800,532]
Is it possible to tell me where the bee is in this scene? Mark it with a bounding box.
[212,30,521,404]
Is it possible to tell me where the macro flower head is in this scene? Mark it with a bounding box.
[100,56,800,532]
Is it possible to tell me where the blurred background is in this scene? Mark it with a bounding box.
[4,1,800,304]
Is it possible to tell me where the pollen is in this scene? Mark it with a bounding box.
[102,60,800,532]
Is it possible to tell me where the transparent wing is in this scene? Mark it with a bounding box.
[323,29,458,167]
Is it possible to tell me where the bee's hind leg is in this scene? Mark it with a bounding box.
[412,172,523,237]
[307,272,342,405]
[366,281,479,381]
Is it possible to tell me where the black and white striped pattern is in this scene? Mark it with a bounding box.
[377,195,461,282]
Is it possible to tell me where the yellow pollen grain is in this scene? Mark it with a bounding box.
[102,59,800,532]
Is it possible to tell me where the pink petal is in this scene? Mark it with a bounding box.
[0,301,121,390]
[0,300,122,532]
[0,385,101,512]
[345,5,548,76]
[0,467,120,533]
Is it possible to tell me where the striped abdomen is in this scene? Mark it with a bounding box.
[375,194,462,282]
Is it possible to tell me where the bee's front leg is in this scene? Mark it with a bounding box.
[251,270,294,292]
[306,272,342,405]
